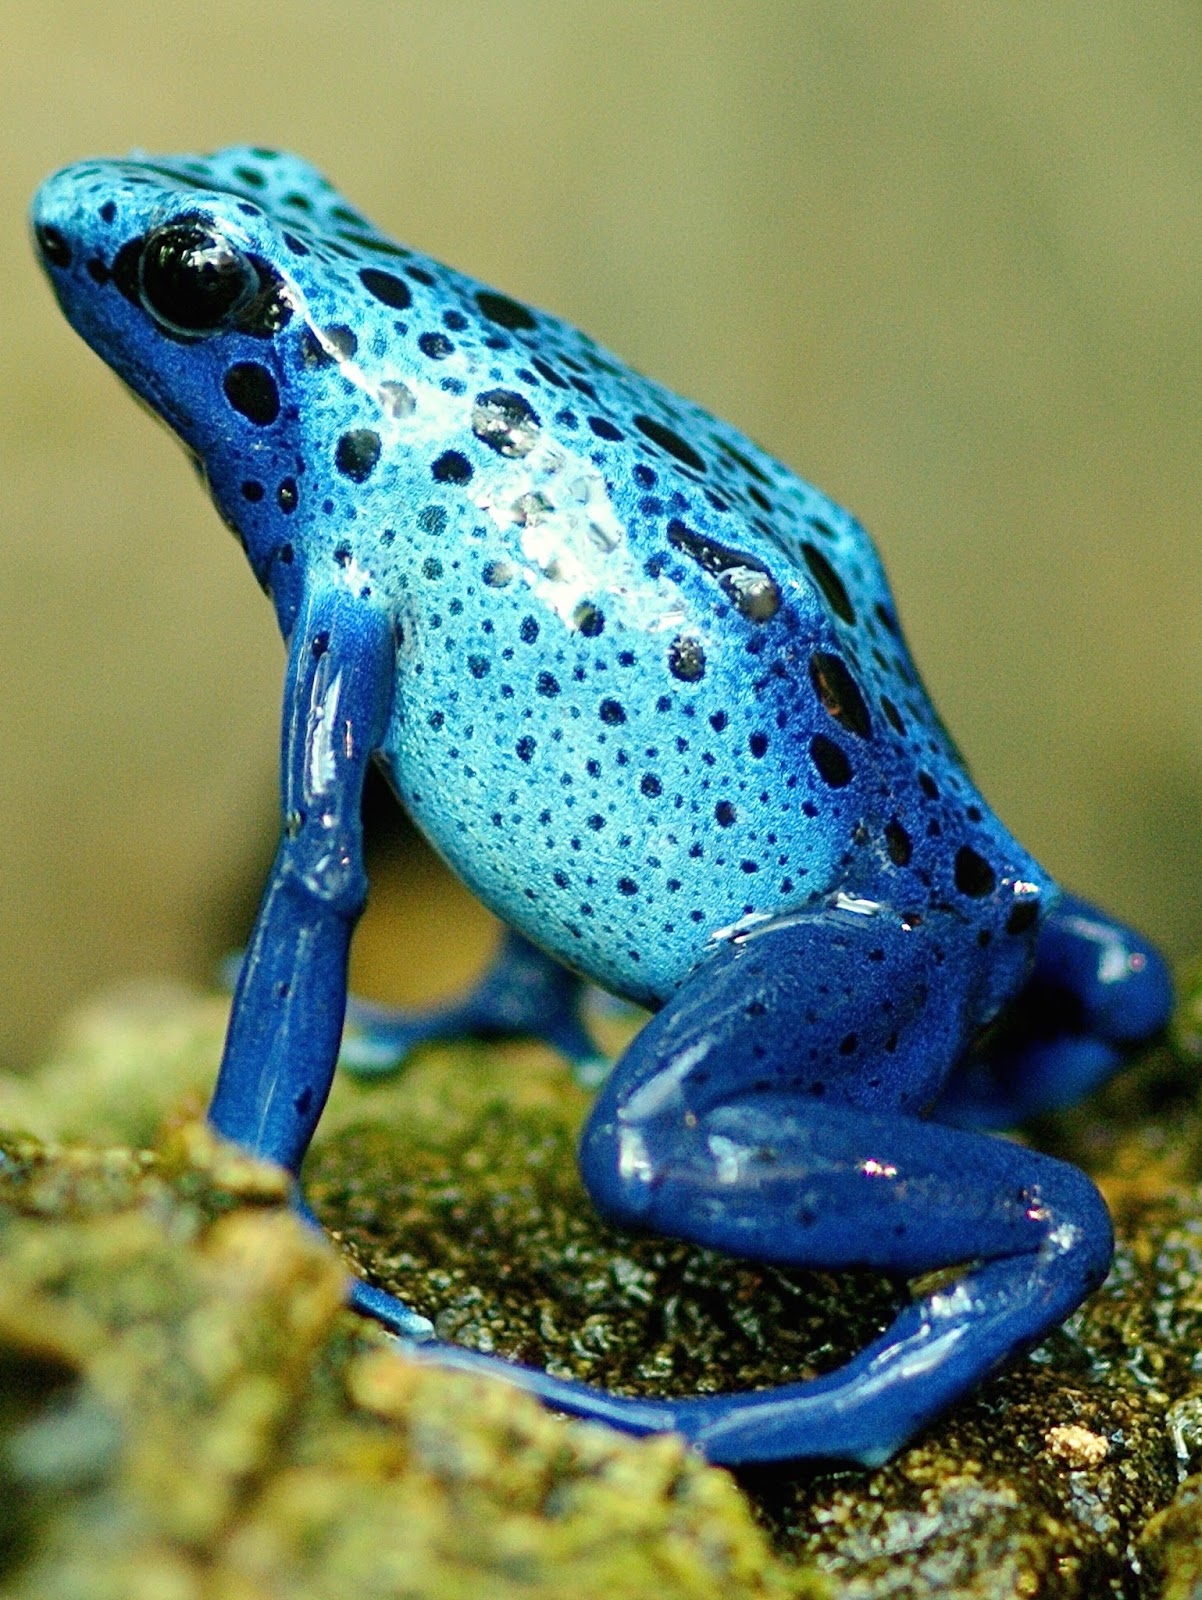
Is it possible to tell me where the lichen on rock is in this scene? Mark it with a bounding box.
[6,974,1202,1596]
[0,1095,815,1599]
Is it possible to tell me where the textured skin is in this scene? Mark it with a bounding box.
[33,147,1173,1465]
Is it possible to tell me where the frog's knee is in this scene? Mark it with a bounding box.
[578,1103,660,1230]
[1028,1154,1113,1296]
[1043,895,1173,1042]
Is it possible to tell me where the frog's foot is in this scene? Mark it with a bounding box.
[339,928,606,1083]
[292,1190,435,1338]
[934,892,1173,1129]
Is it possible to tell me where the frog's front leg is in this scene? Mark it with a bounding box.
[206,584,435,1338]
[340,927,603,1081]
[933,892,1173,1130]
[207,585,394,1170]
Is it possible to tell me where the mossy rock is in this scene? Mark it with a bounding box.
[0,1117,814,1600]
[6,980,1202,1595]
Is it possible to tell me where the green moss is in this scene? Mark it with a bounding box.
[0,1112,816,1598]
[7,976,1202,1595]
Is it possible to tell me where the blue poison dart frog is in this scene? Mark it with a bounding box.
[33,147,1173,1467]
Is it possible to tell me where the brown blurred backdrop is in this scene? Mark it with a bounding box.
[3,1,1201,1066]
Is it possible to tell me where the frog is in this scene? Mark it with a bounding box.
[32,146,1172,1467]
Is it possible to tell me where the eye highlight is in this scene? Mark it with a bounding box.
[137,221,256,335]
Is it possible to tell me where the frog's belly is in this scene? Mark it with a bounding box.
[382,727,843,1007]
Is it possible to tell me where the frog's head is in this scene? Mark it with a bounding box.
[32,147,414,632]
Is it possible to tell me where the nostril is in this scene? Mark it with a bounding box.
[35,222,72,269]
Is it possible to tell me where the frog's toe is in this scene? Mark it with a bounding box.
[338,928,601,1079]
[338,1003,450,1075]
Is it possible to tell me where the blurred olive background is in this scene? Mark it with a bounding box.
[2,1,1200,1067]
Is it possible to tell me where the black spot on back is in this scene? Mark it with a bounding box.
[810,734,852,788]
[335,429,381,482]
[802,543,856,626]
[668,636,706,682]
[476,289,537,331]
[881,696,906,735]
[954,846,996,898]
[633,414,706,473]
[342,232,408,259]
[359,267,412,309]
[472,389,541,457]
[809,653,872,738]
[885,818,912,866]
[431,450,472,485]
[667,520,780,622]
[533,356,567,388]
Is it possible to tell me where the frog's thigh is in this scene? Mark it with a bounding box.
[578,909,1111,1279]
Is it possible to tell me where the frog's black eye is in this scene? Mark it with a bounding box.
[137,222,256,335]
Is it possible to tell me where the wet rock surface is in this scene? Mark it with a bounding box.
[4,983,1202,1596]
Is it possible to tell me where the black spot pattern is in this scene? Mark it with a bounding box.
[810,735,852,788]
[633,414,706,473]
[223,362,279,425]
[359,267,412,309]
[335,429,381,482]
[668,636,706,682]
[432,450,472,484]
[667,521,781,622]
[802,542,856,625]
[472,389,541,457]
[476,290,537,331]
[809,653,872,738]
[885,819,913,867]
[954,847,996,898]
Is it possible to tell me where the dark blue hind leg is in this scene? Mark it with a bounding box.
[399,902,1117,1464]
[405,1088,1111,1464]
[340,928,604,1081]
[933,892,1173,1130]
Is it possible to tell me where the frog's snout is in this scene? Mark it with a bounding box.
[31,167,108,310]
[31,172,79,276]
